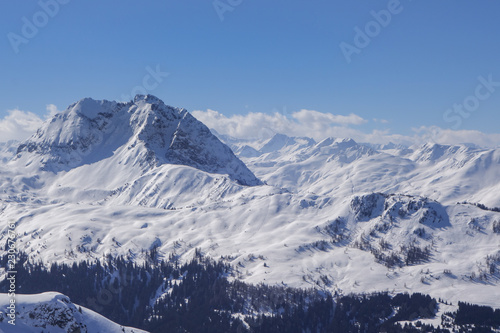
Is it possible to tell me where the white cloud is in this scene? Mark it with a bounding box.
[412,126,500,148]
[292,109,367,126]
[192,109,293,141]
[192,109,397,143]
[192,109,500,148]
[0,104,61,142]
[45,104,61,119]
[0,109,43,142]
[192,109,369,141]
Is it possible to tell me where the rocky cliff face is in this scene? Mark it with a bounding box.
[15,95,261,186]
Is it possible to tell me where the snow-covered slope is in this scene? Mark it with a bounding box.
[0,292,147,332]
[0,97,500,317]
[8,95,260,208]
[226,134,500,207]
[2,188,499,307]
[0,140,17,164]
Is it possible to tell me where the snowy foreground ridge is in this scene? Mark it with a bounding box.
[1,95,500,322]
[0,292,147,332]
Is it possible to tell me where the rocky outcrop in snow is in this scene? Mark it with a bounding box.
[0,292,147,332]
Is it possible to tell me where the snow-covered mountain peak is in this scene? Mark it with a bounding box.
[332,137,357,148]
[13,95,261,187]
[67,97,120,119]
[259,133,316,154]
[311,137,375,163]
[133,93,163,104]
[410,142,480,164]
[129,94,186,123]
[312,137,359,151]
[316,137,336,148]
[259,133,291,153]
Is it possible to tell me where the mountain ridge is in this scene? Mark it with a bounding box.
[14,95,261,186]
[221,133,500,207]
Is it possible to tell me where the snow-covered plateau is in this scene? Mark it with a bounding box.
[1,95,499,329]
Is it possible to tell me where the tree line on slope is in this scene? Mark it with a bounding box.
[0,251,499,332]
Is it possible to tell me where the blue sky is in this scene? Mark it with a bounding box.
[1,0,500,144]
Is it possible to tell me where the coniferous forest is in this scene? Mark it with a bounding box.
[1,251,499,333]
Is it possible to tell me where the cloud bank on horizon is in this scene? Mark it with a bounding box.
[1,106,500,148]
[192,108,500,148]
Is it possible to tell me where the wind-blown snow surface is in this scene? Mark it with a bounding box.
[1,97,500,314]
[0,292,147,332]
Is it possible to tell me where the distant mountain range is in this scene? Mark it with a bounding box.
[218,131,500,207]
